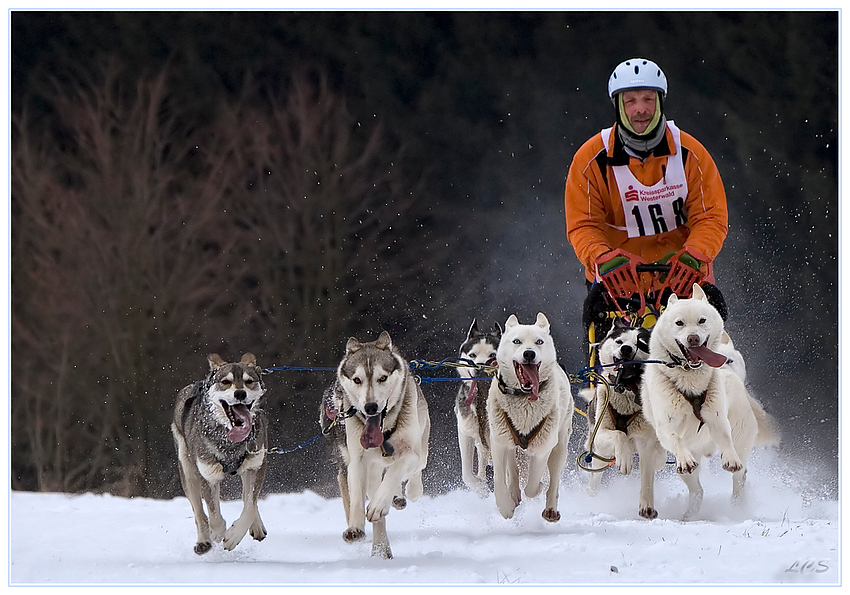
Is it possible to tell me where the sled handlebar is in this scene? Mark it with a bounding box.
[594,249,714,315]
[633,263,671,275]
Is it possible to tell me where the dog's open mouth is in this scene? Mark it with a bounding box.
[222,401,253,442]
[676,340,728,369]
[361,414,385,449]
[513,362,540,401]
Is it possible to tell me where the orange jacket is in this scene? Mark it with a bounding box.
[565,123,728,281]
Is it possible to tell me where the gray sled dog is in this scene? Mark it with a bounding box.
[454,319,501,496]
[172,353,269,555]
[581,318,666,519]
[328,331,430,559]
[641,284,779,520]
[487,313,574,522]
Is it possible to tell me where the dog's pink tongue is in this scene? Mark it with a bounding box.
[360,415,384,449]
[519,364,540,401]
[464,379,479,406]
[227,405,253,442]
[689,345,728,368]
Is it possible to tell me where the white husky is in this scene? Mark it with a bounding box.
[641,284,779,520]
[487,313,573,522]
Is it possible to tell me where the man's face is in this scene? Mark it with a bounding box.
[621,90,657,133]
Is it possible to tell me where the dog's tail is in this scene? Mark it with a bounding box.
[577,386,595,403]
[749,395,781,446]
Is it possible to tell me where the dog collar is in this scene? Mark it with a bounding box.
[666,351,703,370]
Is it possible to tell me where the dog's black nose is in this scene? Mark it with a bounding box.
[523,350,536,363]
[621,345,634,358]
[234,390,247,402]
[364,402,379,416]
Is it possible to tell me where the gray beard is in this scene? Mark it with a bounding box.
[617,115,667,157]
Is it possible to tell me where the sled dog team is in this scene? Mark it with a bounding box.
[172,285,779,557]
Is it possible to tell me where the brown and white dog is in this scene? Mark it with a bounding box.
[454,319,501,496]
[327,332,430,559]
[172,353,268,554]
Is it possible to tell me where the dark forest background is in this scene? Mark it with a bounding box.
[10,11,838,501]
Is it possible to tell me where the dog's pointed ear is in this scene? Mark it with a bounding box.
[535,312,550,332]
[240,353,257,366]
[375,331,392,350]
[493,321,503,337]
[505,314,519,328]
[667,294,679,306]
[208,353,226,370]
[613,317,629,329]
[692,283,707,301]
[345,337,362,354]
[466,319,479,340]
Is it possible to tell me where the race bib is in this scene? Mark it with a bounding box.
[601,122,689,239]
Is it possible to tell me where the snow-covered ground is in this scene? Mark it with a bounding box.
[7,449,839,588]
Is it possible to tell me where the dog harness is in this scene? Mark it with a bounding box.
[607,403,640,434]
[680,389,707,431]
[504,413,545,450]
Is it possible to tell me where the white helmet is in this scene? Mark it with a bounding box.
[608,58,667,102]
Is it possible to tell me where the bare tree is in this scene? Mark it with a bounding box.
[12,63,244,495]
[12,64,448,497]
[211,70,436,362]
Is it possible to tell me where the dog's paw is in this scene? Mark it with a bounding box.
[366,499,392,522]
[249,519,267,542]
[223,526,248,551]
[209,520,226,543]
[616,456,633,476]
[542,508,560,523]
[639,507,658,520]
[721,455,743,473]
[392,496,407,510]
[676,458,699,475]
[463,475,489,497]
[495,492,519,519]
[194,541,212,555]
[342,527,366,543]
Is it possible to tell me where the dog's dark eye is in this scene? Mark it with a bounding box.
[699,318,706,324]
[353,377,362,385]
[221,378,232,386]
[377,375,388,383]
[675,320,684,327]
[535,339,544,345]
[513,339,521,345]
